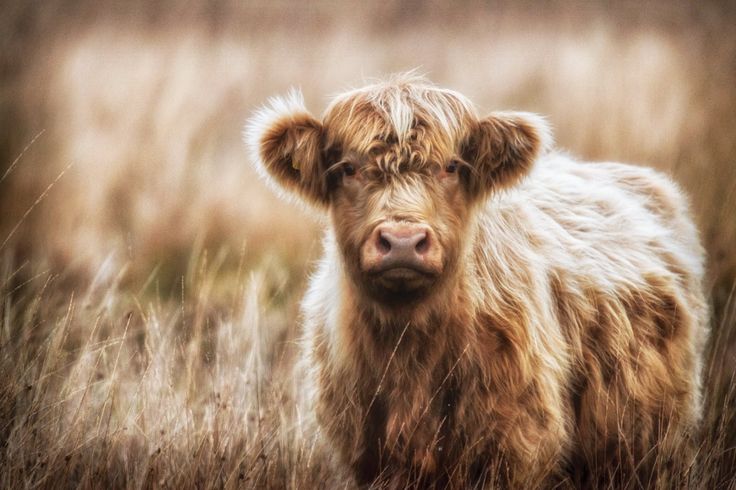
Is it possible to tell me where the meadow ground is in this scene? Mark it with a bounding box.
[1,1,735,488]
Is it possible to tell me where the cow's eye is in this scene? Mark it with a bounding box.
[343,162,356,177]
[445,161,458,173]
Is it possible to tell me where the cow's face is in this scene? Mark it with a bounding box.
[247,79,550,308]
[326,138,466,306]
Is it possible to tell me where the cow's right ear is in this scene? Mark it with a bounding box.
[245,90,328,208]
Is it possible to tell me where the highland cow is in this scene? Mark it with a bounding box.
[246,74,708,488]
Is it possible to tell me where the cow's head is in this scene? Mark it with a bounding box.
[246,75,550,310]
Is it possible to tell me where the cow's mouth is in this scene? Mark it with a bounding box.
[363,265,439,304]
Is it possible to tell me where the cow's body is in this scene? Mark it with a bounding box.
[247,75,708,487]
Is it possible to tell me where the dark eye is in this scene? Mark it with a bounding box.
[445,161,458,173]
[343,162,356,177]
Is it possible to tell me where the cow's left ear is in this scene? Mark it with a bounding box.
[461,112,551,199]
[245,89,328,208]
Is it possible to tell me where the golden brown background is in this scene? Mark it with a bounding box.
[1,1,735,487]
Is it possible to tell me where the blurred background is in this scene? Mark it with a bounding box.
[1,1,735,487]
[2,0,735,305]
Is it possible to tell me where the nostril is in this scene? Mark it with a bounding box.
[415,235,429,254]
[378,234,392,254]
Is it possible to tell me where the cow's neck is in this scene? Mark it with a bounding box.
[339,273,475,466]
[345,270,475,378]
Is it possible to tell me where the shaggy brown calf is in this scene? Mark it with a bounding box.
[246,74,708,488]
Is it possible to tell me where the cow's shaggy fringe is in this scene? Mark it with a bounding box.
[248,74,709,487]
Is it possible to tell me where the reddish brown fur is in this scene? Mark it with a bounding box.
[246,75,708,488]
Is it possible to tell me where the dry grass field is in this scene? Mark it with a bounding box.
[1,1,735,487]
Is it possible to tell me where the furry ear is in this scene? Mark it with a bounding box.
[245,89,328,208]
[461,112,552,199]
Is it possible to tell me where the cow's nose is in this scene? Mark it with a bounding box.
[360,221,443,277]
[376,226,429,259]
[373,223,432,267]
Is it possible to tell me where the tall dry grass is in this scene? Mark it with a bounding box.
[1,1,735,488]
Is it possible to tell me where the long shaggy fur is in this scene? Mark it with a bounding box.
[246,74,709,488]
